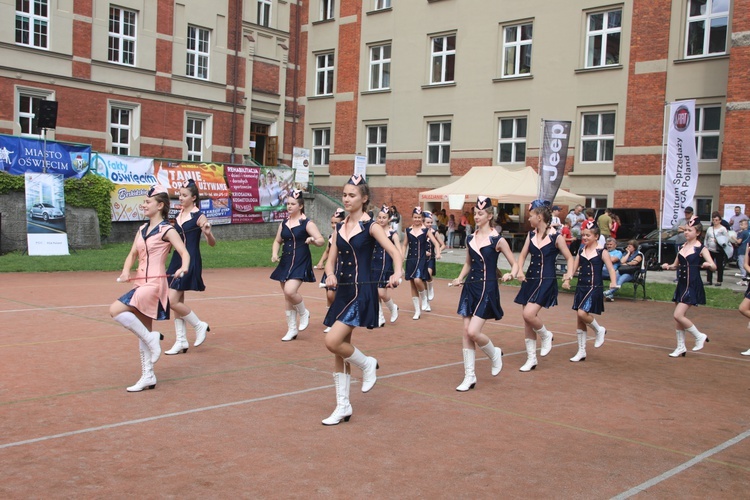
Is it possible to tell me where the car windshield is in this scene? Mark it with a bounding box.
[42,203,54,208]
[644,228,677,240]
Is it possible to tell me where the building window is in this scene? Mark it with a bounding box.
[686,0,729,58]
[695,197,713,222]
[186,26,210,80]
[258,0,272,27]
[502,23,532,77]
[375,0,391,9]
[585,9,621,68]
[186,117,205,161]
[369,44,391,90]
[312,128,331,166]
[581,112,615,162]
[585,196,608,209]
[430,34,456,84]
[695,106,721,160]
[108,6,137,66]
[18,94,45,136]
[367,125,387,166]
[15,0,49,49]
[315,53,335,96]
[320,0,334,21]
[427,121,451,165]
[498,117,527,163]
[110,107,132,155]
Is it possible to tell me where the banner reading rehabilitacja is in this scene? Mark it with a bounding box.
[0,135,91,178]
[538,120,571,204]
[662,100,698,229]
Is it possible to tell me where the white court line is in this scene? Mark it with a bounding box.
[612,429,750,499]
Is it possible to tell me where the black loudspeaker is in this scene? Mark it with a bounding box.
[34,100,58,129]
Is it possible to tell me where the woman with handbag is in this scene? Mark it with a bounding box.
[705,211,728,286]
[604,240,643,301]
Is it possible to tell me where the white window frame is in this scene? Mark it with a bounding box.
[498,117,527,164]
[694,105,721,160]
[315,53,335,96]
[108,101,140,156]
[186,25,210,80]
[502,23,532,78]
[685,0,730,58]
[427,121,451,165]
[15,0,49,49]
[312,128,331,166]
[110,107,132,155]
[585,9,622,68]
[375,0,391,10]
[366,125,387,166]
[108,6,137,66]
[320,0,334,21]
[369,44,391,91]
[16,87,54,138]
[430,34,456,84]
[186,114,211,162]
[585,196,608,209]
[258,0,272,27]
[580,112,615,163]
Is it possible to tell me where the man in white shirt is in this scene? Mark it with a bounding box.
[566,204,585,253]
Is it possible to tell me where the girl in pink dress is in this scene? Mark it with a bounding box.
[109,185,190,392]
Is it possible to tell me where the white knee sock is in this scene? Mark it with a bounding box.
[182,311,201,327]
[587,319,601,332]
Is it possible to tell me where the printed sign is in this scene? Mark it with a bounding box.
[154,161,232,225]
[0,135,91,178]
[25,172,69,255]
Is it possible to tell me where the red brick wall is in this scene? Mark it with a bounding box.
[613,189,660,207]
[253,61,280,94]
[720,0,750,172]
[614,154,662,176]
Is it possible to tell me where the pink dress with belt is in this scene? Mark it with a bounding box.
[118,221,174,320]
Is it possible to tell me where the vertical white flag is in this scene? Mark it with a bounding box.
[662,100,698,229]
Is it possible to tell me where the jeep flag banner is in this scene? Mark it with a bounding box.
[538,120,572,204]
[25,172,69,255]
[662,100,698,229]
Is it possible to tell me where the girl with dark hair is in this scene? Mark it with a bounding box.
[165,179,215,355]
[423,211,445,303]
[452,196,518,391]
[372,204,402,326]
[402,207,442,319]
[109,185,190,392]
[705,211,728,286]
[513,201,574,371]
[322,175,403,425]
[661,217,715,357]
[270,189,325,341]
[566,225,618,362]
[315,207,346,333]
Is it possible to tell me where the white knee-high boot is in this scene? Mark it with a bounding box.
[282,310,298,341]
[534,325,553,356]
[519,338,538,372]
[570,330,587,362]
[669,330,687,357]
[378,303,386,327]
[420,290,431,311]
[322,372,352,425]
[384,298,399,323]
[114,312,162,363]
[165,318,188,355]
[456,349,477,391]
[587,318,606,348]
[685,325,709,351]
[427,281,435,301]
[127,340,157,392]
[294,301,310,331]
[479,340,503,376]
[412,297,421,320]
[345,347,378,393]
[182,311,210,347]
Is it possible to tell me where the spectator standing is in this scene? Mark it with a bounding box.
[610,214,621,239]
[733,219,750,285]
[561,219,574,247]
[705,211,729,286]
[389,205,401,235]
[729,206,748,232]
[437,209,449,239]
[566,204,585,253]
[458,211,469,248]
[446,214,456,249]
[598,208,612,238]
[550,206,562,232]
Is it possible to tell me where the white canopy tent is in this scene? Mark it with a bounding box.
[419,166,585,208]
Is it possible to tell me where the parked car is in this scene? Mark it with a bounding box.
[29,202,65,221]
[594,208,658,241]
[636,228,681,270]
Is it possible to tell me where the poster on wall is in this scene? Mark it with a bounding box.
[254,167,295,222]
[154,161,232,225]
[0,135,91,178]
[225,165,263,224]
[25,172,69,255]
[292,147,310,188]
[91,154,156,221]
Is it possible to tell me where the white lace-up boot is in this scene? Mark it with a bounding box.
[412,297,421,320]
[182,311,210,347]
[479,340,503,376]
[420,290,431,311]
[570,330,587,362]
[322,373,352,425]
[127,341,157,392]
[685,325,709,351]
[519,338,538,372]
[456,349,477,391]
[282,310,298,341]
[345,348,379,392]
[669,330,687,357]
[535,326,553,356]
[295,302,310,331]
[165,318,188,355]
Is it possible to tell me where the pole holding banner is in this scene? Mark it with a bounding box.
[538,120,572,204]
[662,100,698,230]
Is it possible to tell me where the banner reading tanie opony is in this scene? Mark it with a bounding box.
[662,100,698,229]
[154,161,231,225]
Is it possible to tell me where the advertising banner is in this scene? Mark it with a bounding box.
[25,172,69,255]
[538,120,572,204]
[225,165,264,224]
[154,161,232,225]
[0,135,91,178]
[92,153,155,185]
[292,147,310,187]
[662,100,698,229]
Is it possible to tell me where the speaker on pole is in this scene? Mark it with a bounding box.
[34,100,58,130]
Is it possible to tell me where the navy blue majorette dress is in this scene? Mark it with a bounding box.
[405,227,430,281]
[514,231,561,308]
[323,218,379,329]
[457,233,505,320]
[270,218,316,282]
[426,228,438,278]
[167,210,206,292]
[371,229,396,288]
[572,248,605,315]
[673,244,706,306]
